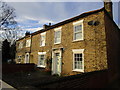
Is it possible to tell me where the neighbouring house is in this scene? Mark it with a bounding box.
[15,1,120,76]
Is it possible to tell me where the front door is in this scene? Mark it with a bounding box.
[52,50,62,75]
[25,53,29,63]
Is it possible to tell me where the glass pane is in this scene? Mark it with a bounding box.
[75,33,82,40]
[74,53,83,69]
[39,55,45,65]
[74,25,82,32]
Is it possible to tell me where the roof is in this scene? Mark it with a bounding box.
[17,7,104,41]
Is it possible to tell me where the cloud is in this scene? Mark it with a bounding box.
[23,27,43,32]
[6,2,119,33]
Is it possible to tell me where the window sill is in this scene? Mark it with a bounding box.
[54,42,61,45]
[72,39,84,42]
[72,69,84,72]
[37,65,46,68]
[40,45,45,47]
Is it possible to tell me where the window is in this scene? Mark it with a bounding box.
[19,42,23,49]
[73,20,83,41]
[38,52,46,68]
[72,49,84,72]
[40,32,46,47]
[26,39,31,47]
[18,56,22,63]
[54,27,62,44]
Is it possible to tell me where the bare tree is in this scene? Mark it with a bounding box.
[0,0,25,45]
[0,27,25,45]
[0,0,17,30]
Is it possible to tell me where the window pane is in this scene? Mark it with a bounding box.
[74,53,83,70]
[54,30,61,43]
[75,32,82,40]
[40,35,45,46]
[39,55,45,66]
[74,25,82,32]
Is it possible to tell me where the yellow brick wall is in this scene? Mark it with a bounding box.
[16,10,108,76]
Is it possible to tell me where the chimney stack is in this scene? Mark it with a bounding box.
[43,23,51,29]
[104,0,113,18]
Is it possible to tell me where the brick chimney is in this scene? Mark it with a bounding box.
[104,0,113,18]
[43,23,51,29]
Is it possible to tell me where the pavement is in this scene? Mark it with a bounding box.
[1,80,16,90]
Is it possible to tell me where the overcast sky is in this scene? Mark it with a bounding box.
[7,1,119,33]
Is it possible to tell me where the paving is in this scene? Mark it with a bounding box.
[1,80,16,89]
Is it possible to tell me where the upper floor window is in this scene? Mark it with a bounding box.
[73,19,84,41]
[40,32,46,47]
[72,49,84,72]
[54,27,62,44]
[26,39,31,47]
[19,42,23,49]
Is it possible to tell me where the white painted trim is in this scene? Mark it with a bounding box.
[54,27,62,31]
[38,52,46,68]
[73,19,84,41]
[52,49,62,76]
[38,52,46,55]
[54,28,62,44]
[25,53,30,63]
[40,33,46,47]
[40,32,46,35]
[72,49,84,53]
[37,65,46,68]
[26,39,31,47]
[72,49,84,72]
[73,19,84,25]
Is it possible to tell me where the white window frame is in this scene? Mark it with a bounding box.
[26,39,31,47]
[54,27,62,44]
[73,19,84,41]
[19,42,23,49]
[72,49,84,72]
[40,32,46,47]
[38,52,46,68]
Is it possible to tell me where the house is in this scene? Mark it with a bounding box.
[16,0,120,76]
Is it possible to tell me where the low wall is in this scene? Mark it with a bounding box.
[36,70,108,88]
[2,63,36,74]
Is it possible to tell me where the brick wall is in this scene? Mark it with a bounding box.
[104,11,120,82]
[2,64,36,74]
[35,70,108,88]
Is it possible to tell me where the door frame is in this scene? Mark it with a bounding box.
[52,49,62,76]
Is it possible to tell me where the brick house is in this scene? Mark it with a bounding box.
[16,1,120,76]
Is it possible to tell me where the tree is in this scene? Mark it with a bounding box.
[2,39,10,63]
[0,0,17,30]
[0,0,25,63]
[0,0,25,45]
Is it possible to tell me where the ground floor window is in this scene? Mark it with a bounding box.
[72,49,84,72]
[38,52,46,68]
[17,56,22,63]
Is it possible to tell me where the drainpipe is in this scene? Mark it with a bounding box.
[29,35,32,63]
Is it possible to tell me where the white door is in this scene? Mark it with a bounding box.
[25,53,29,63]
[52,51,62,75]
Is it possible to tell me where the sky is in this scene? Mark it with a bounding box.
[5,1,120,33]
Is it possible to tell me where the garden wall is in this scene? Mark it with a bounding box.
[2,63,36,74]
